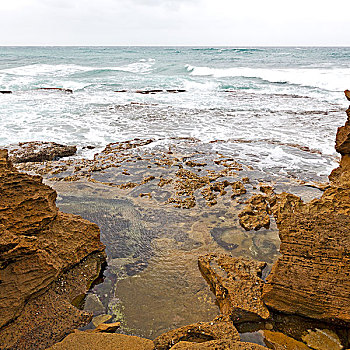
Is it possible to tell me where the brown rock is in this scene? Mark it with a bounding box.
[170,339,267,349]
[345,90,350,101]
[263,97,350,324]
[263,330,312,350]
[153,316,240,350]
[329,154,350,187]
[0,149,105,347]
[231,181,246,198]
[335,122,350,155]
[48,331,154,350]
[90,322,121,333]
[198,254,270,322]
[238,194,271,231]
[8,141,77,163]
[301,329,343,350]
[263,188,350,323]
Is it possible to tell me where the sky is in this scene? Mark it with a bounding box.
[0,0,349,46]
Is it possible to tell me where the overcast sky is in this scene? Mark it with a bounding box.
[0,0,349,46]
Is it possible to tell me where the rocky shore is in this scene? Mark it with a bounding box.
[1,92,350,349]
[0,149,105,349]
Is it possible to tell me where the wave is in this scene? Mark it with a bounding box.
[0,59,156,77]
[191,47,264,53]
[185,65,350,91]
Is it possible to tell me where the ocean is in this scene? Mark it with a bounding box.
[1,46,349,181]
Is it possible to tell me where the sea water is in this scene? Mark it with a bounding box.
[1,46,349,180]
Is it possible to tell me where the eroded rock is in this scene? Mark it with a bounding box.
[153,316,240,350]
[0,149,105,348]
[198,254,270,322]
[238,194,271,231]
[262,93,350,324]
[8,141,77,163]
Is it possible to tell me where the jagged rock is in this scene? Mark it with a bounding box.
[8,141,77,163]
[231,181,246,198]
[0,149,105,347]
[153,316,240,350]
[329,92,350,186]
[329,153,350,187]
[48,331,154,350]
[238,194,271,231]
[198,254,270,322]
[263,96,350,324]
[335,121,350,155]
[170,339,267,349]
[301,329,343,350]
[263,187,350,323]
[345,90,350,101]
[263,330,312,350]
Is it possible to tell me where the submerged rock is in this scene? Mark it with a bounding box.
[263,330,312,350]
[198,254,270,322]
[8,141,77,163]
[0,149,105,348]
[301,329,343,350]
[88,322,121,333]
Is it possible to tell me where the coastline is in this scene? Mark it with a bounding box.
[0,93,350,349]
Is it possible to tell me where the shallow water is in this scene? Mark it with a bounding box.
[36,139,323,339]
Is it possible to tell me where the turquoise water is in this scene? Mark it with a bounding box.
[0,46,349,178]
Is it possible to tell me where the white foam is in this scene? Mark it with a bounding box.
[1,64,91,77]
[186,65,350,91]
[0,59,156,78]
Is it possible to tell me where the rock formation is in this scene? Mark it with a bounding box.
[7,141,77,163]
[153,316,240,350]
[262,91,350,324]
[238,194,271,231]
[0,149,105,349]
[198,254,270,322]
